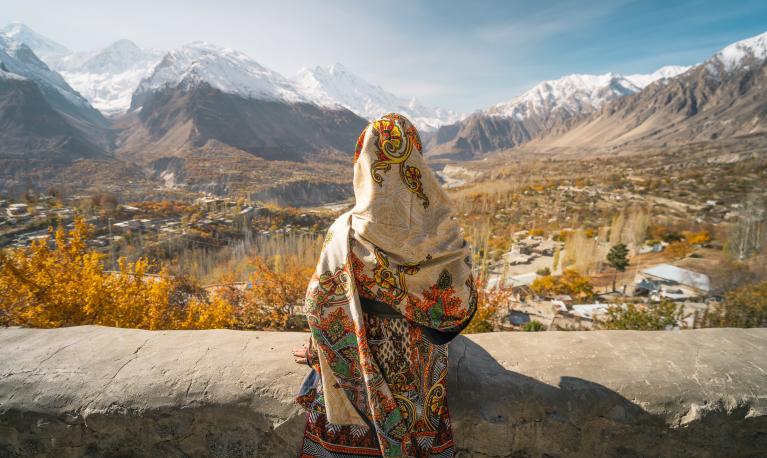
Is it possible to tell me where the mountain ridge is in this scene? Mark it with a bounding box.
[427,65,692,159]
[293,63,462,131]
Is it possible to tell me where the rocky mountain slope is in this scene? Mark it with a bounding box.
[1,22,764,203]
[119,42,367,163]
[0,35,106,128]
[0,38,139,197]
[0,35,110,163]
[111,43,367,197]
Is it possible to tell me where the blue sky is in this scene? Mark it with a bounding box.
[4,0,767,112]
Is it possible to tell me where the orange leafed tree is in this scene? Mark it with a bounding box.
[232,255,314,330]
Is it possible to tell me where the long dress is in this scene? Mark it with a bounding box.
[297,293,458,457]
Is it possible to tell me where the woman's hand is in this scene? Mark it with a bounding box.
[292,343,311,366]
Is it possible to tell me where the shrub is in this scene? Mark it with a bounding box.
[523,320,545,332]
[601,301,680,330]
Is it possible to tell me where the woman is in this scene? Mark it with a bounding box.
[293,113,477,457]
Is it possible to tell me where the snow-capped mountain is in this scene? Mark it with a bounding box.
[485,65,690,120]
[293,63,462,131]
[0,34,100,116]
[0,22,69,62]
[133,42,306,107]
[533,30,767,151]
[625,65,691,88]
[2,23,162,116]
[121,42,367,165]
[705,30,767,74]
[55,40,163,115]
[427,65,692,159]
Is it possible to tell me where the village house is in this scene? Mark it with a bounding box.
[6,203,29,219]
[550,302,617,330]
[634,264,711,300]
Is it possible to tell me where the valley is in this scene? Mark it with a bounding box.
[0,22,765,332]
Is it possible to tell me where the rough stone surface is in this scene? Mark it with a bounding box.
[0,326,765,457]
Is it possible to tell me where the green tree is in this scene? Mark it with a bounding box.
[606,243,630,292]
[601,301,680,330]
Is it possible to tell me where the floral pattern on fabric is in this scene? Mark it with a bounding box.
[300,313,457,458]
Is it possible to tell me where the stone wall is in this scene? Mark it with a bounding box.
[0,326,765,457]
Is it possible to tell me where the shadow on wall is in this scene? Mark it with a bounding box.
[447,336,766,458]
[0,326,764,457]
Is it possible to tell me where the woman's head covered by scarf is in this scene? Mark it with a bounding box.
[350,113,464,265]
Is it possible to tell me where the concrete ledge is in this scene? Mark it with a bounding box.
[0,326,765,457]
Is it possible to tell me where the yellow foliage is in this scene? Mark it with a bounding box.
[234,255,314,330]
[0,218,228,330]
[684,230,711,246]
[177,295,235,330]
[666,241,691,260]
[531,269,595,300]
[464,279,507,333]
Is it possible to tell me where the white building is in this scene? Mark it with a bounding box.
[6,203,29,218]
[635,264,711,300]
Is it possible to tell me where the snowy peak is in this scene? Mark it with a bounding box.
[486,66,690,121]
[486,72,635,120]
[707,30,767,73]
[625,65,691,88]
[0,22,70,59]
[135,42,305,104]
[76,39,159,74]
[293,63,359,107]
[293,63,462,131]
[56,39,164,115]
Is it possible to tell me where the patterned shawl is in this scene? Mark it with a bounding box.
[302,113,477,456]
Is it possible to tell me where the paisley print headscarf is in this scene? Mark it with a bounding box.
[302,113,477,456]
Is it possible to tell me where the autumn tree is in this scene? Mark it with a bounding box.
[684,230,711,246]
[464,279,508,333]
[704,281,767,328]
[531,269,595,301]
[235,255,314,330]
[666,241,691,260]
